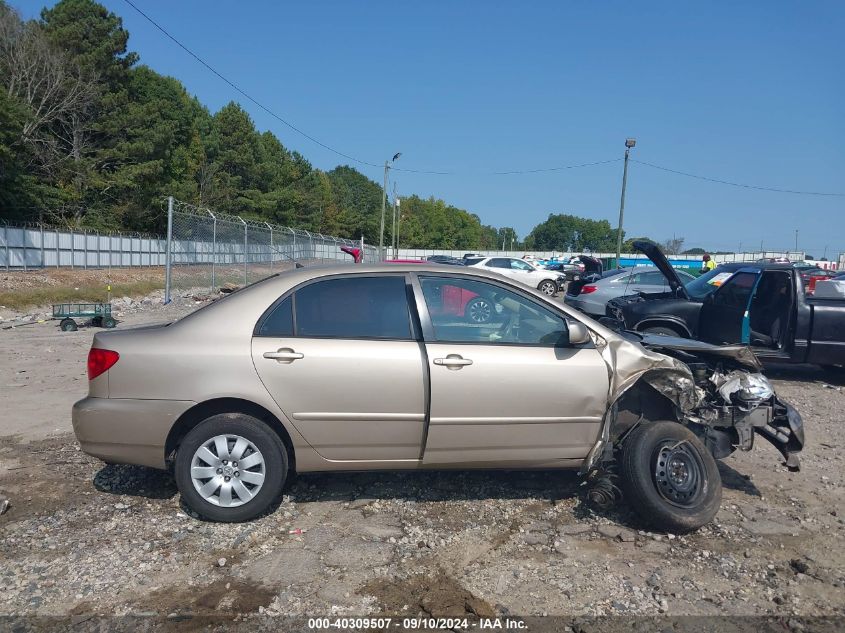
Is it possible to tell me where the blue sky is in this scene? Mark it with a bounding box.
[19,0,845,254]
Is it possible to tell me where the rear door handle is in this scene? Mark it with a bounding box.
[433,354,473,370]
[263,348,304,363]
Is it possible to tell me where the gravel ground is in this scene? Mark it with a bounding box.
[0,288,844,622]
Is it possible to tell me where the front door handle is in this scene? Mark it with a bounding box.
[433,354,473,370]
[263,348,304,363]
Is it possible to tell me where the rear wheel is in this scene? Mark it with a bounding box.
[620,420,721,533]
[59,318,77,332]
[102,316,116,329]
[175,413,287,522]
[465,297,493,324]
[538,280,557,296]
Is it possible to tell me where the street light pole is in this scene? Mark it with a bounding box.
[391,182,398,258]
[615,138,636,265]
[379,152,401,259]
[395,197,402,258]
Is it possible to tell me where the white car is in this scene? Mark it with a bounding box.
[465,256,564,296]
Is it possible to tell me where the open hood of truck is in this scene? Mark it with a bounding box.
[632,240,690,300]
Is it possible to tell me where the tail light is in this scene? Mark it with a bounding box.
[581,285,598,294]
[88,348,119,380]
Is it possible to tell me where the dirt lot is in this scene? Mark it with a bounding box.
[0,283,844,624]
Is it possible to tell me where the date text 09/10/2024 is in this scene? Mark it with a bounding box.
[306,618,527,630]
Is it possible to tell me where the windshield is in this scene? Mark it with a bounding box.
[684,267,734,300]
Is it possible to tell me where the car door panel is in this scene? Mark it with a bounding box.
[422,343,608,464]
[414,274,610,466]
[250,274,426,462]
[252,338,426,461]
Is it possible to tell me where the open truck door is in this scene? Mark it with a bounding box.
[697,267,762,344]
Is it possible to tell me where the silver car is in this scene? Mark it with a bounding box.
[464,256,564,295]
[73,264,803,531]
[564,266,696,317]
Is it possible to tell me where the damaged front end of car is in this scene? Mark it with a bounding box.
[583,331,805,479]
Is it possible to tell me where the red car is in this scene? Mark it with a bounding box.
[385,260,492,323]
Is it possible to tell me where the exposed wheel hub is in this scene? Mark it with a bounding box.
[654,442,704,507]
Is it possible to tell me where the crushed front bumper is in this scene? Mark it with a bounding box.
[755,398,804,471]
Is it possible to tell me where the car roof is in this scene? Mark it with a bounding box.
[717,261,794,271]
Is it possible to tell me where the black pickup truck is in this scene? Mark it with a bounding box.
[605,241,845,370]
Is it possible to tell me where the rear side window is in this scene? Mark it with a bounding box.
[258,296,293,336]
[485,258,511,269]
[295,276,411,339]
[637,271,669,285]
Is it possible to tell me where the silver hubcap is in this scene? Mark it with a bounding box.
[190,434,266,507]
[469,300,491,323]
[540,282,555,295]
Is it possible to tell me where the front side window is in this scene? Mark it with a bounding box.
[510,259,534,271]
[419,276,568,346]
[294,276,411,339]
[712,272,758,308]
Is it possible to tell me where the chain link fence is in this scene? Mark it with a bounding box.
[164,198,380,302]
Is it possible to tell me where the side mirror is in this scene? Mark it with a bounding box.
[567,321,591,346]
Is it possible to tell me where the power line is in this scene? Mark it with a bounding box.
[392,158,623,176]
[121,1,623,178]
[632,159,845,197]
[122,0,845,196]
[121,0,381,169]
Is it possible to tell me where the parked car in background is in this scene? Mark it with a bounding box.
[547,255,605,282]
[565,265,696,318]
[426,255,465,266]
[464,256,564,295]
[73,264,803,531]
[606,242,845,370]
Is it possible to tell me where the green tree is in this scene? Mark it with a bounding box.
[527,213,619,252]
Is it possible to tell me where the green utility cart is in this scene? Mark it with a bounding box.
[52,303,116,332]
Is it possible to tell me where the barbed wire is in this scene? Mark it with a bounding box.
[169,199,360,245]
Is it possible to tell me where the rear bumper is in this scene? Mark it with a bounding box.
[72,397,195,469]
[563,295,603,318]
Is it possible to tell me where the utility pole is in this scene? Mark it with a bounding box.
[379,153,401,258]
[391,182,398,258]
[615,138,636,265]
[395,197,402,257]
[794,229,798,253]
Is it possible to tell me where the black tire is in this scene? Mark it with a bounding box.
[641,325,683,337]
[620,420,722,533]
[174,413,288,522]
[465,297,493,324]
[538,280,557,296]
[102,317,116,329]
[60,318,77,332]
